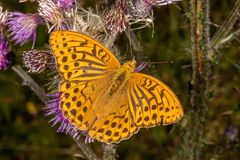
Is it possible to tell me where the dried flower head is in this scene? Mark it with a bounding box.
[23,50,55,73]
[0,35,14,70]
[72,7,107,37]
[38,0,69,31]
[104,0,157,33]
[130,0,181,18]
[0,5,8,32]
[105,0,129,34]
[7,12,42,46]
[130,0,153,18]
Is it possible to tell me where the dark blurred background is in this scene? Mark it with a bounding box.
[0,0,239,160]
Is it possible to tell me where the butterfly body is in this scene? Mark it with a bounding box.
[107,60,136,96]
[49,31,183,143]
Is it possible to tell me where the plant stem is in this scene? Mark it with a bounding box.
[73,137,101,160]
[178,0,210,159]
[217,28,240,47]
[11,65,49,103]
[211,0,240,49]
[102,144,117,160]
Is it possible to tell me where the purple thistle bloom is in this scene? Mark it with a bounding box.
[45,92,81,137]
[45,92,95,142]
[7,12,42,46]
[85,136,95,143]
[55,0,76,10]
[0,35,13,70]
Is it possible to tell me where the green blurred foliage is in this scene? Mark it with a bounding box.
[0,0,239,160]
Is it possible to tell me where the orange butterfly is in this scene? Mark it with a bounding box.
[49,30,183,143]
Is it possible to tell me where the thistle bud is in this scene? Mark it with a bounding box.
[23,50,55,73]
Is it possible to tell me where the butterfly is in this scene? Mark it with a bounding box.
[49,30,183,143]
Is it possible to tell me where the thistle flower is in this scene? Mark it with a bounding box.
[0,35,13,70]
[45,93,95,141]
[7,12,42,46]
[45,93,81,137]
[56,0,76,10]
[105,0,176,33]
[38,0,67,31]
[130,0,181,18]
[0,5,8,32]
[105,0,129,34]
[23,50,55,73]
[130,0,153,18]
[45,93,71,133]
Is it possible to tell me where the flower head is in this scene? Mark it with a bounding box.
[130,0,181,18]
[45,92,80,136]
[0,5,8,32]
[130,0,153,18]
[23,50,55,73]
[7,12,42,46]
[38,0,67,31]
[105,0,179,33]
[0,35,14,70]
[55,0,76,10]
[45,92,95,142]
[105,0,129,34]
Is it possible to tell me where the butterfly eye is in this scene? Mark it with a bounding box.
[130,60,136,67]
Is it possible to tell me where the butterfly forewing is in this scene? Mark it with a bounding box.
[49,31,120,131]
[128,73,183,127]
[49,31,121,81]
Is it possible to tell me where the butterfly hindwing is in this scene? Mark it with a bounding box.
[128,73,183,127]
[88,109,139,143]
[87,87,139,143]
[59,81,97,130]
[49,31,121,81]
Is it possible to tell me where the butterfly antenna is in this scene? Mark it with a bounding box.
[135,61,173,72]
[144,61,174,64]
